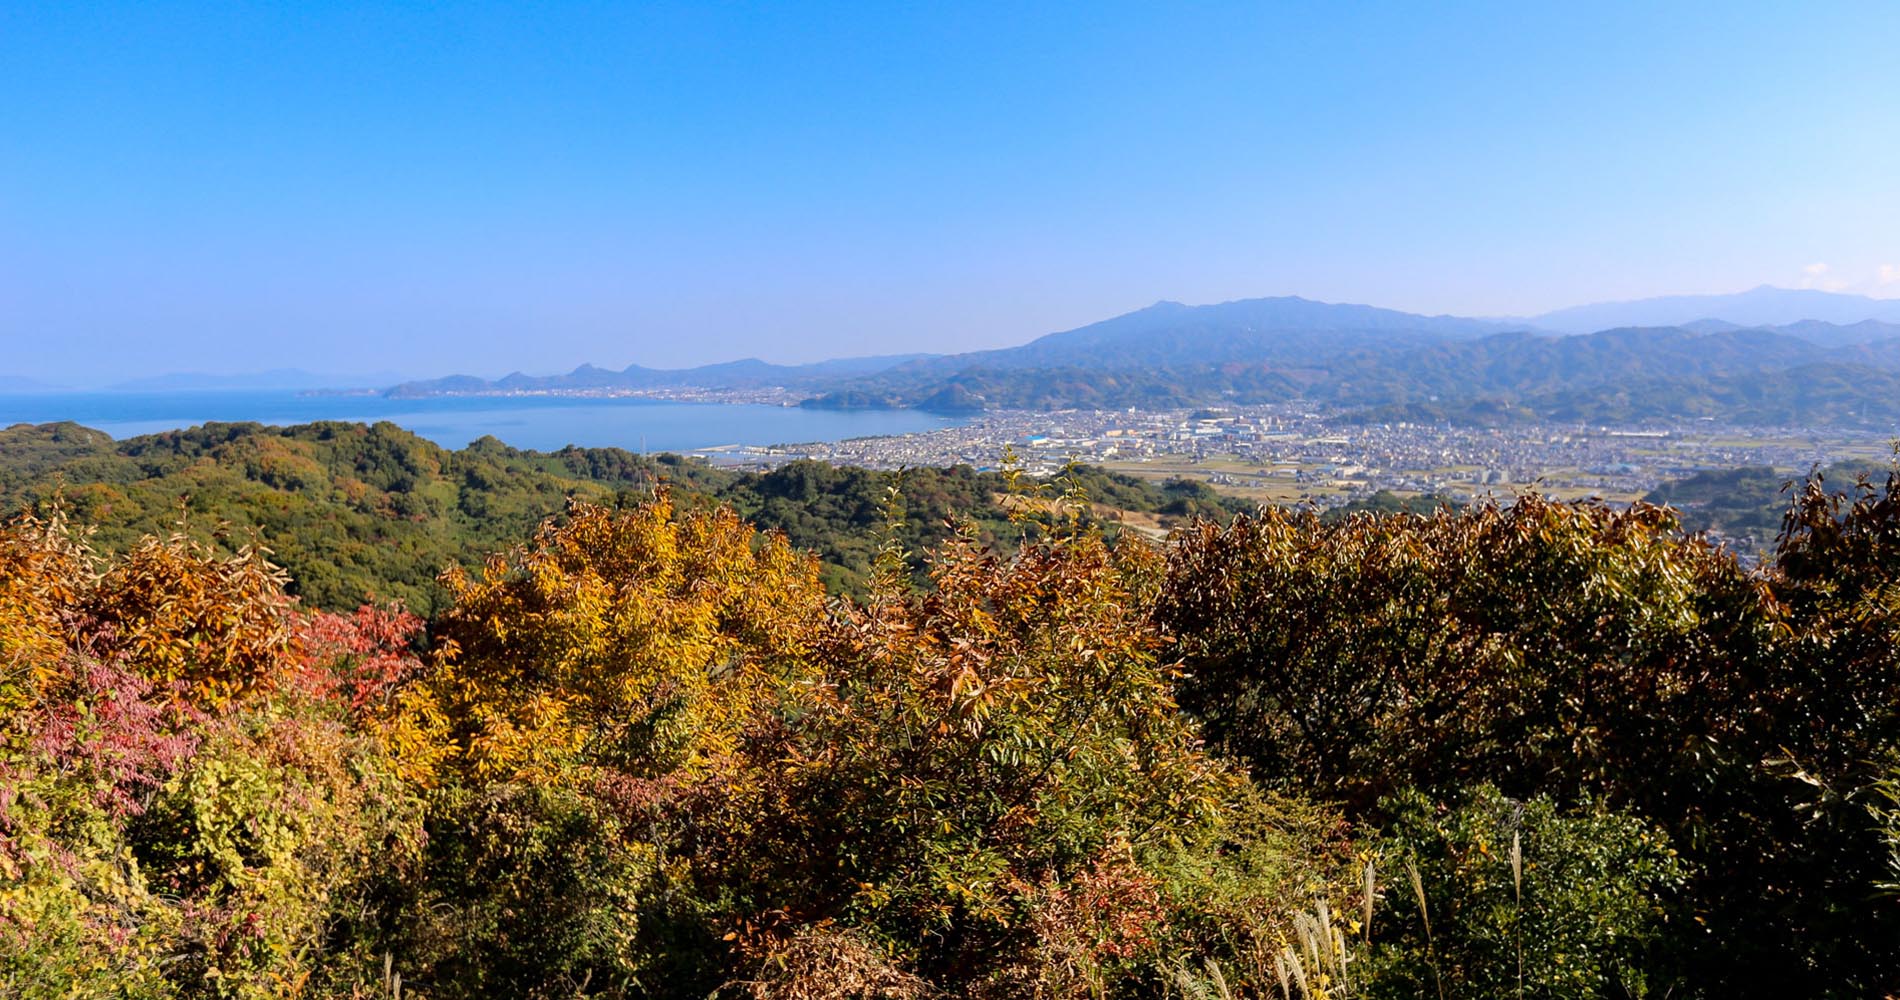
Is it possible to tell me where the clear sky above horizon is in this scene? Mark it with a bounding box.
[4,1,1898,383]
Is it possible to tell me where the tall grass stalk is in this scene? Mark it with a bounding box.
[1361,859,1375,944]
[1512,828,1525,1000]
[1406,860,1447,1000]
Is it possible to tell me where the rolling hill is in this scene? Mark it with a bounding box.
[0,419,1241,608]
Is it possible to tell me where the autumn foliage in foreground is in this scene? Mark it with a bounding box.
[3,472,1899,998]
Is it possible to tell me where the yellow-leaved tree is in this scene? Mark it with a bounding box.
[409,493,828,784]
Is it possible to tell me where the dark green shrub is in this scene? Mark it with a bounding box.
[1364,786,1686,1000]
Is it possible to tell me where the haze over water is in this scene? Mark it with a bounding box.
[0,392,961,454]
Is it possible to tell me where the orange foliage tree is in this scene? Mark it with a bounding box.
[690,504,1308,992]
[0,510,90,718]
[82,530,298,707]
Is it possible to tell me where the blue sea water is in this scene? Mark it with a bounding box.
[0,391,960,454]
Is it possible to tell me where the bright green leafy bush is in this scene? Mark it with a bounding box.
[1363,786,1686,1000]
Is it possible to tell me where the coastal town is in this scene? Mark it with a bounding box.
[692,403,1896,507]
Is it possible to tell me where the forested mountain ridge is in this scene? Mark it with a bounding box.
[382,296,1521,403]
[352,292,1900,427]
[23,290,1900,426]
[889,295,1521,372]
[807,319,1900,425]
[0,420,1241,609]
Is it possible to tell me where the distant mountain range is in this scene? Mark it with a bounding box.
[1528,285,1900,335]
[10,286,1900,429]
[793,292,1900,426]
[912,296,1519,370]
[200,290,1900,430]
[385,354,936,398]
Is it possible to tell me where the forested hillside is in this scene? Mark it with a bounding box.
[0,421,1241,608]
[1643,459,1890,553]
[3,462,1897,998]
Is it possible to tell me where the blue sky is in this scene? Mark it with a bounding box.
[3,1,1898,381]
